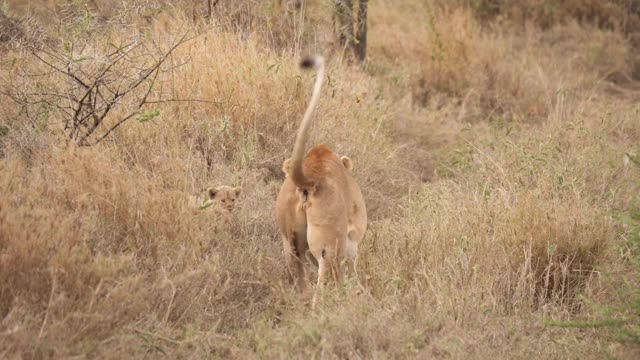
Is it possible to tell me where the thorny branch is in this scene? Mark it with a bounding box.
[3,30,195,146]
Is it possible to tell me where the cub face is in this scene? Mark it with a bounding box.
[206,185,242,212]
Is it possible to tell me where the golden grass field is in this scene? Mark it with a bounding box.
[1,0,639,358]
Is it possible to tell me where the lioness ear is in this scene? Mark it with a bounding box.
[341,156,353,172]
[282,158,292,177]
[234,187,242,196]
[207,187,219,200]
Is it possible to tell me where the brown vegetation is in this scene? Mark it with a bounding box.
[0,0,639,358]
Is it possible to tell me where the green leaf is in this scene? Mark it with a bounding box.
[72,55,92,62]
[199,201,214,210]
[138,109,160,123]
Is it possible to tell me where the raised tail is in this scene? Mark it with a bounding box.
[289,56,325,189]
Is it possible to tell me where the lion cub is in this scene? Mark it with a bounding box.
[189,185,242,230]
[204,185,242,212]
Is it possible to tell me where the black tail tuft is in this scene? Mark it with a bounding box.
[300,57,316,69]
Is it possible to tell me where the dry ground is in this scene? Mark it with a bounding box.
[1,0,639,358]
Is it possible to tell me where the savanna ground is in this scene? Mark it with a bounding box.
[1,0,639,358]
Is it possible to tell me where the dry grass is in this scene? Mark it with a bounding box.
[452,0,640,32]
[1,0,639,358]
[368,2,632,121]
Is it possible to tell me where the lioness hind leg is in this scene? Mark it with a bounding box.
[290,253,309,295]
[312,257,325,310]
[311,250,343,309]
[344,235,367,294]
[344,237,358,277]
[282,234,309,295]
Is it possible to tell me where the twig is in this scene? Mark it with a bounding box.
[145,98,224,105]
[134,329,182,345]
[87,67,160,146]
[39,272,56,338]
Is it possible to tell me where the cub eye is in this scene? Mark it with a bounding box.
[231,199,235,202]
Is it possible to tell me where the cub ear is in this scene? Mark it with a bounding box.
[207,187,219,200]
[234,187,242,196]
[282,158,292,177]
[340,156,353,172]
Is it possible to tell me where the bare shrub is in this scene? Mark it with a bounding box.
[2,30,192,146]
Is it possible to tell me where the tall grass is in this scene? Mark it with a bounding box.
[0,0,639,358]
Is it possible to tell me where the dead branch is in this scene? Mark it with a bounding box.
[3,30,196,146]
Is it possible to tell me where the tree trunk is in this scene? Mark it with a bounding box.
[334,0,367,63]
[355,0,368,62]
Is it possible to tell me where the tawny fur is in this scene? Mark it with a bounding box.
[190,185,242,231]
[275,56,367,307]
[206,185,242,212]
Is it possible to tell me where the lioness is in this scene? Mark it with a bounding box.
[275,56,367,307]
